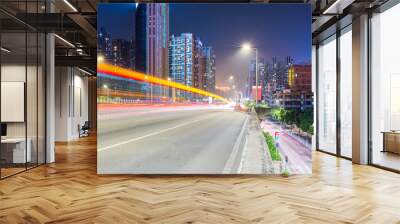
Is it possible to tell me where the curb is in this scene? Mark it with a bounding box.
[222,114,249,174]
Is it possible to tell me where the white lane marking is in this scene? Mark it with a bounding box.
[237,137,248,173]
[98,115,215,152]
[222,115,249,174]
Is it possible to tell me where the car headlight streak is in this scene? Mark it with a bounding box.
[97,63,229,103]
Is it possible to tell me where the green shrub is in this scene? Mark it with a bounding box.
[281,169,290,177]
[271,108,284,121]
[263,132,281,161]
[255,102,270,109]
[244,100,255,109]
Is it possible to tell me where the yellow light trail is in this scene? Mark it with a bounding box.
[97,63,230,103]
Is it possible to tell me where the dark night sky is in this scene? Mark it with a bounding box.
[98,3,311,92]
[98,3,136,40]
[170,4,311,90]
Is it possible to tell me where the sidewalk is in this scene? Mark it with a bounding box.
[238,110,278,174]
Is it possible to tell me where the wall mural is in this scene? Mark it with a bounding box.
[97,3,312,174]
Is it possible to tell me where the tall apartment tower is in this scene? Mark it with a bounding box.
[135,4,147,73]
[98,27,113,62]
[203,47,216,93]
[193,38,205,90]
[169,33,193,86]
[135,3,169,79]
[247,58,265,99]
[169,33,208,90]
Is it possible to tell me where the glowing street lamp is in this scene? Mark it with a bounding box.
[242,43,252,51]
[241,42,259,103]
[167,77,175,102]
[166,77,172,100]
[98,55,105,63]
[103,84,109,103]
[143,75,152,103]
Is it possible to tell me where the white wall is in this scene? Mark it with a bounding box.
[55,67,69,141]
[1,82,25,122]
[1,65,39,137]
[1,65,26,139]
[1,64,26,81]
[71,72,89,138]
[55,67,89,141]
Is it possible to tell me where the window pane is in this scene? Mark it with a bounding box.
[318,36,337,154]
[27,31,38,169]
[340,28,352,158]
[1,31,27,177]
[371,3,400,171]
[0,1,46,179]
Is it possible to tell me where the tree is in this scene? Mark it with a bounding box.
[283,109,296,125]
[270,107,314,135]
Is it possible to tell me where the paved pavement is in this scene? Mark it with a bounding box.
[238,110,275,174]
[97,104,250,174]
[261,119,312,174]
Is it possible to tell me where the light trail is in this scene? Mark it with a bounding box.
[97,63,230,103]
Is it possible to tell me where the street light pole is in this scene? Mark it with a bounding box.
[255,48,258,104]
[241,43,259,104]
[150,83,153,104]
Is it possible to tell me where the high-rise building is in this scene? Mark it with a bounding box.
[147,3,169,79]
[268,63,312,111]
[271,89,313,111]
[288,64,312,92]
[111,39,123,67]
[169,33,211,100]
[135,3,169,79]
[271,57,287,91]
[98,27,113,62]
[193,38,205,90]
[169,33,195,87]
[111,39,133,68]
[247,59,255,99]
[247,58,265,100]
[135,4,147,73]
[258,58,266,100]
[128,39,135,69]
[284,56,294,89]
[203,47,216,93]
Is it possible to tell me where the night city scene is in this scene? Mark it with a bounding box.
[97,3,312,174]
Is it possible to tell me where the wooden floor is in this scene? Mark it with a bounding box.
[1,136,400,224]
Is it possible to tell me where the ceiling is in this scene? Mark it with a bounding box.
[0,0,393,73]
[310,0,389,43]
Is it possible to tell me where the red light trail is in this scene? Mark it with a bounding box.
[97,63,229,103]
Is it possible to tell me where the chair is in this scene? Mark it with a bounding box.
[79,121,90,138]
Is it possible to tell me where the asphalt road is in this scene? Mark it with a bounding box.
[97,105,248,174]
